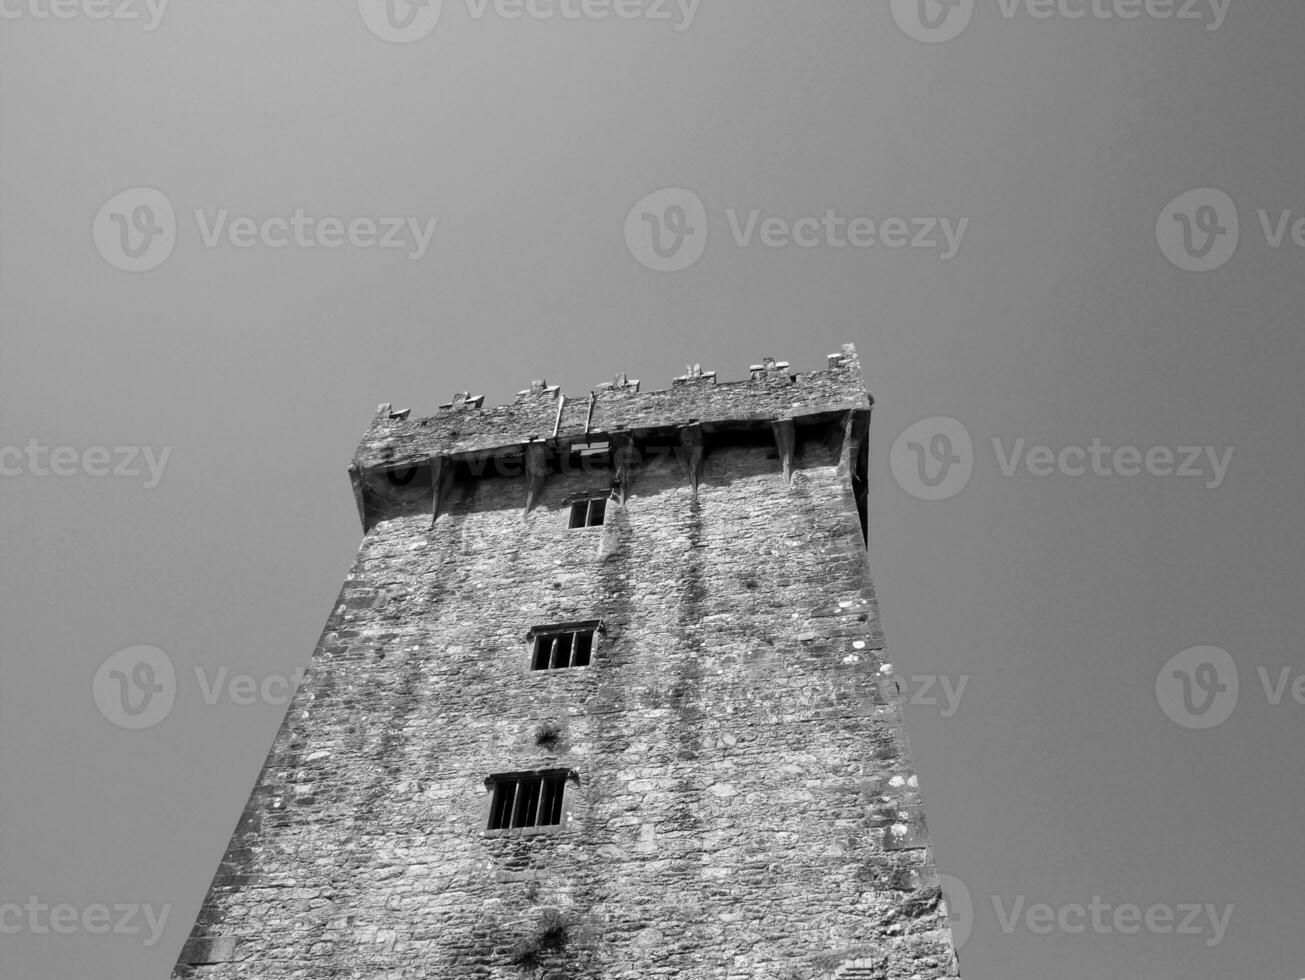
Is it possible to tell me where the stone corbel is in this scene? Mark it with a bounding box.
[842,409,871,547]
[840,409,870,479]
[611,432,636,505]
[524,442,549,515]
[348,463,370,534]
[771,418,797,485]
[429,455,456,529]
[679,424,704,496]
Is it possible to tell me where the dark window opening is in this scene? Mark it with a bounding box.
[487,772,568,831]
[572,630,593,667]
[568,497,607,528]
[532,627,596,670]
[565,441,612,474]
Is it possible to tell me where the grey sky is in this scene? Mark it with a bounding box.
[3,1,1304,977]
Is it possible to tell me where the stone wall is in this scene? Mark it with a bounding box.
[172,346,961,980]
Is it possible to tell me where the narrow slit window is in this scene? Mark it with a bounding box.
[532,635,554,671]
[516,779,541,827]
[550,632,573,669]
[486,772,570,831]
[490,781,517,830]
[572,630,593,668]
[540,778,564,825]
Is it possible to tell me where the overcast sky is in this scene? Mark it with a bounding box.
[3,2,1304,978]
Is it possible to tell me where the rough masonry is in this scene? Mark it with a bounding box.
[171,344,962,980]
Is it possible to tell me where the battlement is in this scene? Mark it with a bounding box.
[352,343,870,474]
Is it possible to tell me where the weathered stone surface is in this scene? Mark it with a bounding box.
[172,344,961,980]
[353,346,871,472]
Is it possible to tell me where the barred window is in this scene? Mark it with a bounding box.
[486,771,569,831]
[530,625,597,671]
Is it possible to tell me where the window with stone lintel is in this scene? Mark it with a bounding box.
[529,623,600,671]
[484,770,572,833]
[568,496,607,528]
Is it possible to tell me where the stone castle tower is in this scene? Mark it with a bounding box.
[172,344,961,979]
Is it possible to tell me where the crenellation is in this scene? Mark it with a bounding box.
[439,392,486,411]
[672,363,717,386]
[827,348,854,370]
[595,372,640,393]
[374,402,412,422]
[516,379,562,400]
[354,344,871,474]
[749,356,792,381]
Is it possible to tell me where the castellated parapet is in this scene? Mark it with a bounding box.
[173,343,962,980]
